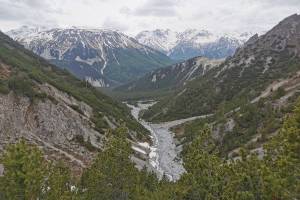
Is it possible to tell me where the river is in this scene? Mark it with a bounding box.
[127,101,211,181]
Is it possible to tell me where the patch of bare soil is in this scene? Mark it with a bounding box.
[0,61,11,79]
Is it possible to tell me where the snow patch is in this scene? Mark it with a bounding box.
[239,55,255,77]
[75,56,100,66]
[132,146,147,155]
[262,56,273,74]
[40,49,56,60]
[138,142,150,149]
[151,74,157,82]
[85,77,107,87]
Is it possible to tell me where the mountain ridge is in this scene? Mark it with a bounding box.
[136,29,253,60]
[115,56,224,94]
[7,26,173,87]
[142,14,300,122]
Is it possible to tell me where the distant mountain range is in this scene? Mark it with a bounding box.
[6,26,254,88]
[136,29,253,61]
[7,26,173,87]
[132,14,300,122]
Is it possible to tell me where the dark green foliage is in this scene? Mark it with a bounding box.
[50,42,173,86]
[79,127,160,200]
[0,140,47,200]
[272,86,286,99]
[0,106,299,200]
[104,48,173,84]
[45,162,75,200]
[0,80,9,94]
[69,104,84,115]
[173,103,300,199]
[142,43,300,122]
[0,31,148,138]
[180,96,293,157]
[0,141,77,200]
[179,127,225,200]
[8,75,37,99]
[74,135,98,152]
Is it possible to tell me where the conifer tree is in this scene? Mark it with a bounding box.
[0,140,47,200]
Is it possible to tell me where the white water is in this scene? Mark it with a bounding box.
[127,102,211,181]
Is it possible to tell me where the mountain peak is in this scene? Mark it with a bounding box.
[267,13,300,35]
[281,13,300,22]
[255,13,300,57]
[136,29,252,60]
[6,27,172,87]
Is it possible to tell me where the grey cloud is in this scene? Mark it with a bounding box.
[134,7,177,17]
[260,0,300,6]
[0,3,26,21]
[1,0,299,35]
[12,0,48,8]
[0,0,58,27]
[7,0,63,14]
[146,0,179,7]
[130,0,179,17]
[102,18,129,32]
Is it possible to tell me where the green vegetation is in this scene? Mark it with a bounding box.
[180,96,297,158]
[142,48,300,122]
[1,103,299,199]
[105,48,173,84]
[0,128,162,200]
[0,140,76,200]
[73,135,98,152]
[0,79,9,94]
[80,127,161,199]
[0,32,148,139]
[101,87,173,101]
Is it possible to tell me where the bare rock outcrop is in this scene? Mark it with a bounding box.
[0,84,104,174]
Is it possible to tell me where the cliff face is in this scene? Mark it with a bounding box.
[0,31,151,174]
[0,83,104,173]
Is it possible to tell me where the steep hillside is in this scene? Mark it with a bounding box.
[0,31,148,173]
[136,29,252,60]
[143,14,300,122]
[116,56,223,94]
[7,26,173,87]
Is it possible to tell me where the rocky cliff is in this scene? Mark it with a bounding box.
[0,31,148,174]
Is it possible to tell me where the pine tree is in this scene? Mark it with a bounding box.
[45,161,76,200]
[80,127,140,200]
[179,126,224,200]
[0,140,47,200]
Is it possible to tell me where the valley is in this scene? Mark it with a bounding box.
[128,102,210,181]
[0,4,299,198]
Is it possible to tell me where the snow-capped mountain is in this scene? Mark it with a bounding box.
[7,25,50,39]
[7,26,173,87]
[141,14,300,121]
[136,29,253,60]
[135,29,178,55]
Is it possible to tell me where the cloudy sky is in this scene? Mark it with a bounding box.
[0,0,299,35]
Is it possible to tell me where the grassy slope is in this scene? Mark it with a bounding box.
[0,32,148,139]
